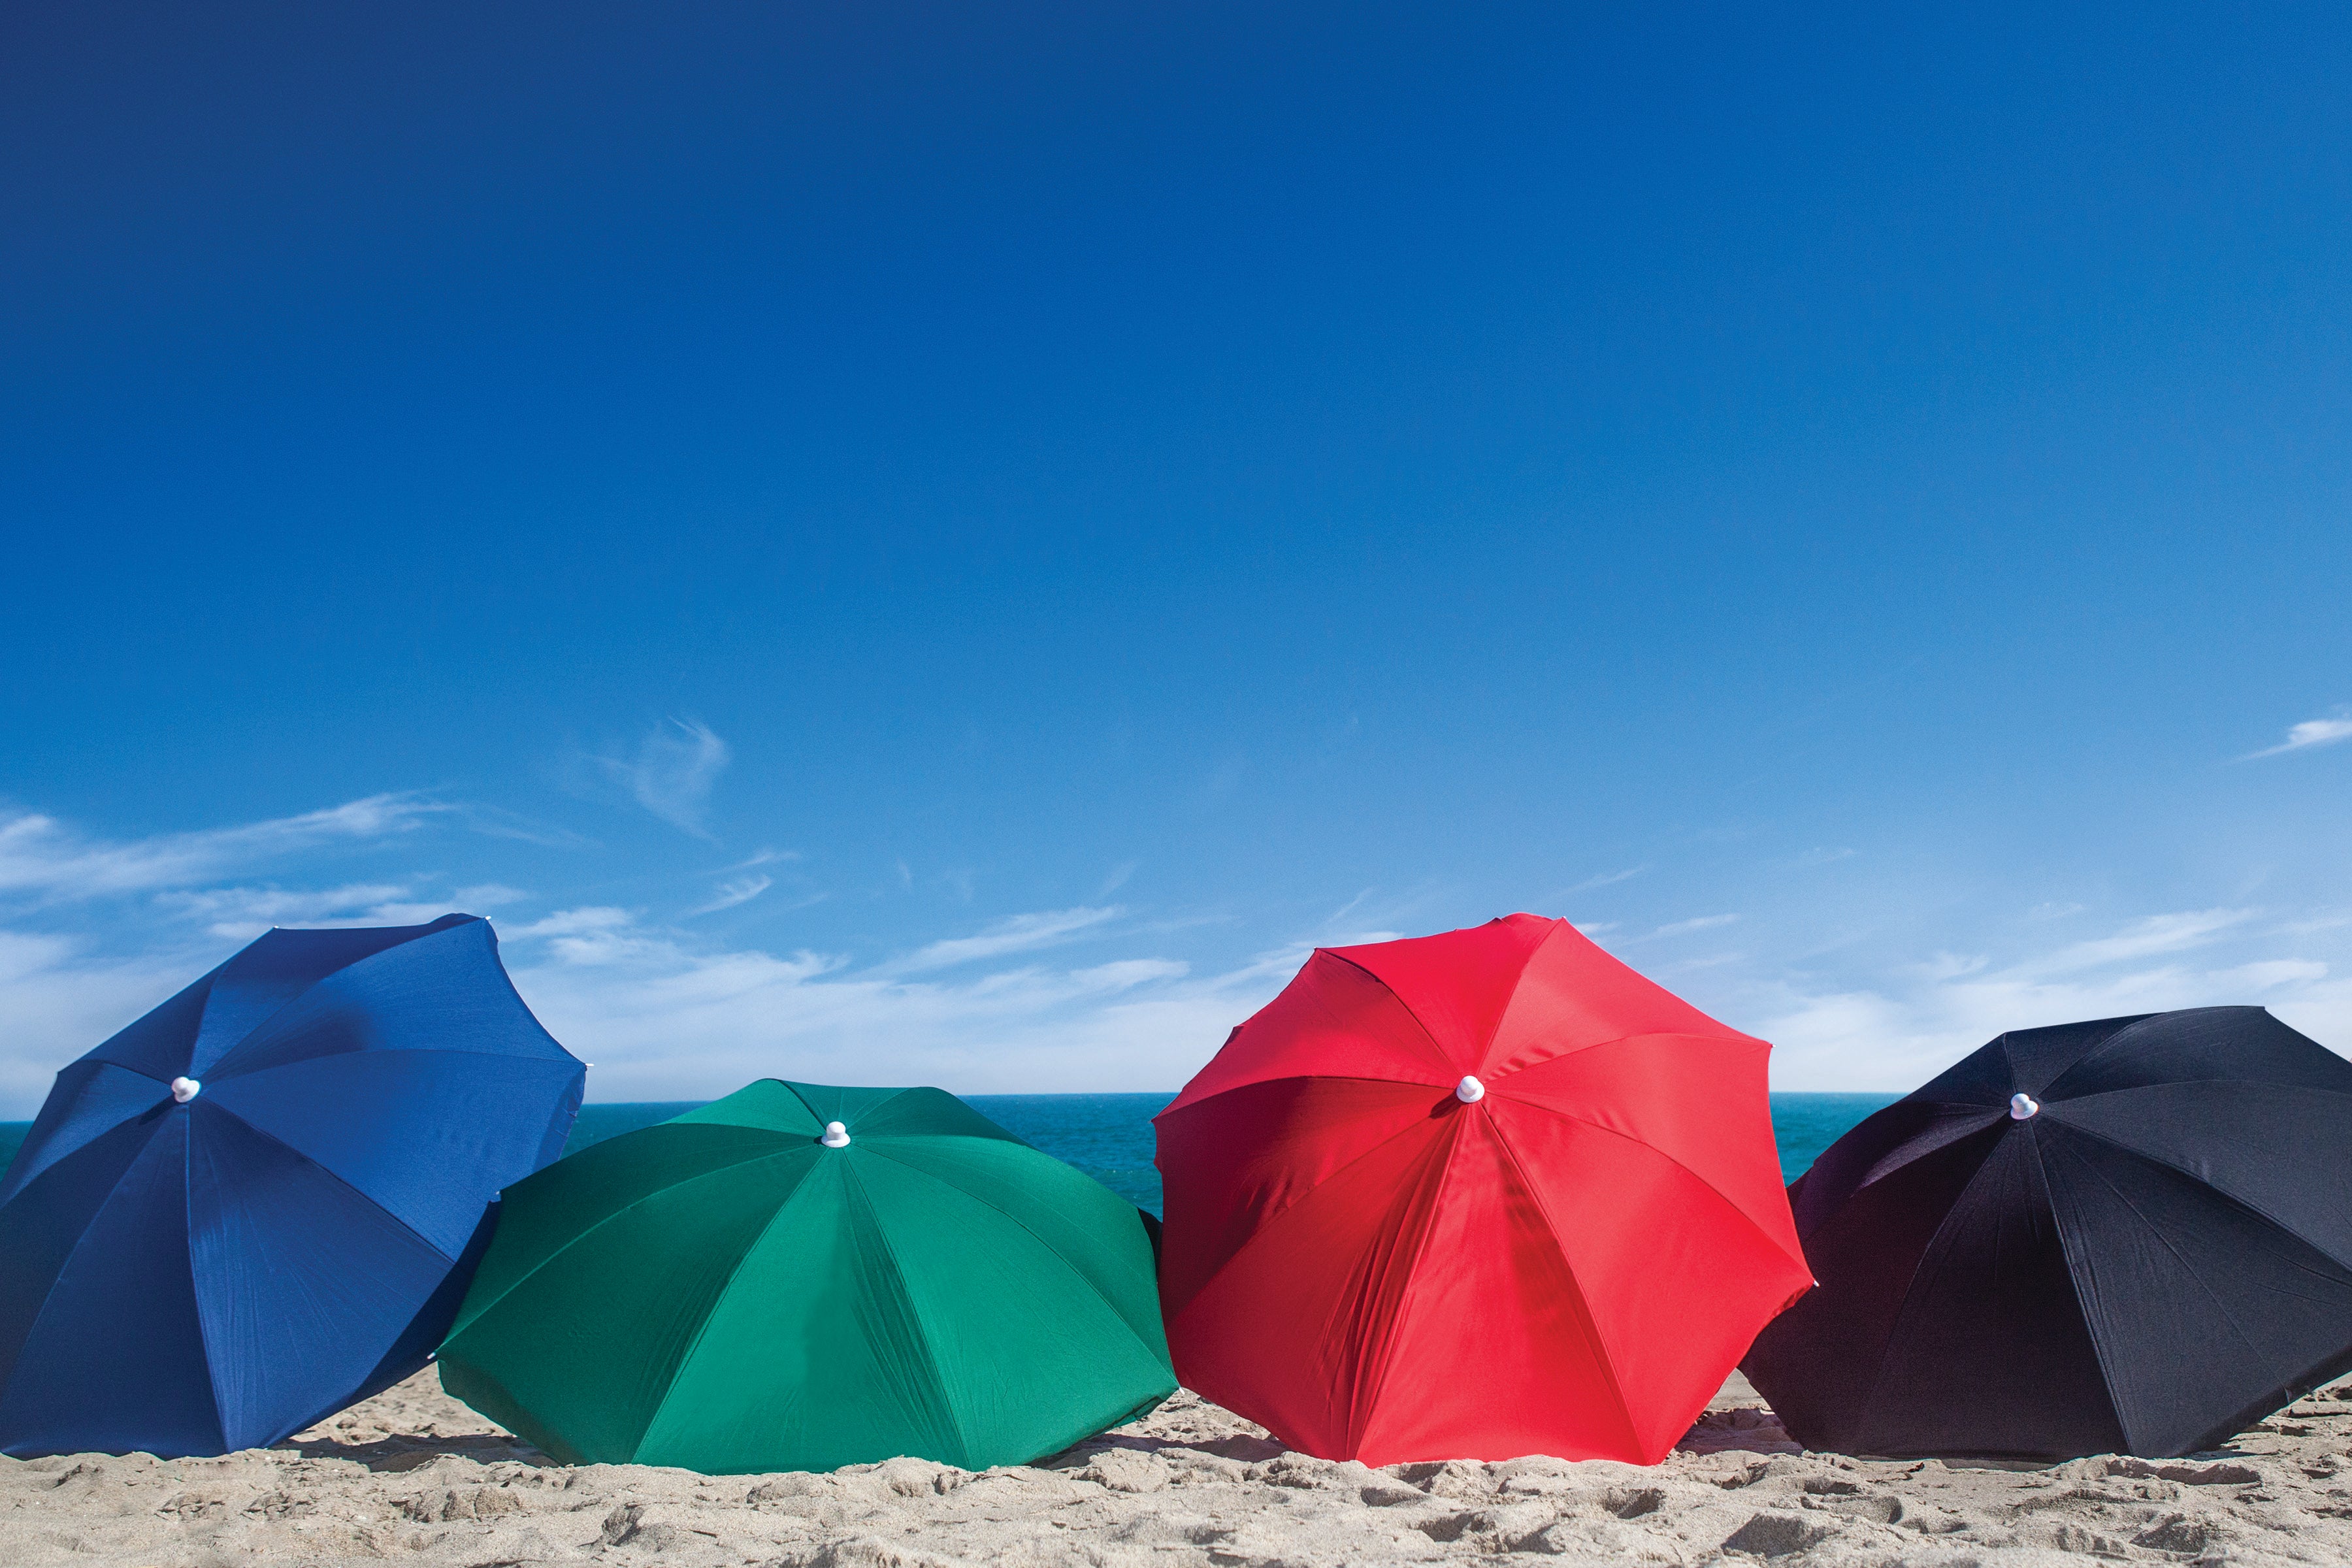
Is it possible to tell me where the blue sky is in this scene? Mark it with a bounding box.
[4,4,2349,1115]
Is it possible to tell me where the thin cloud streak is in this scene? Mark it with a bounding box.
[2244,715,2352,760]
[879,906,1124,975]
[688,874,773,917]
[0,794,449,902]
[597,718,732,836]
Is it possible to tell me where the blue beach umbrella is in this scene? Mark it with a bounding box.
[0,915,585,1458]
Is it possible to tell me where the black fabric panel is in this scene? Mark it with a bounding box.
[1788,1099,2006,1234]
[1742,1122,2012,1452]
[2049,1084,2352,1271]
[2044,1008,2352,1101]
[2039,1120,2352,1457]
[1998,1016,2147,1098]
[1854,1123,2125,1460]
[1906,1039,2027,1109]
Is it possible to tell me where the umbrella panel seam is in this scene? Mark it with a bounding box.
[448,1140,814,1340]
[203,1046,587,1086]
[2040,1108,2352,1275]
[857,1143,1166,1369]
[1160,1109,1446,1322]
[197,1100,464,1267]
[636,1149,851,1465]
[1330,1112,1467,1458]
[1492,1095,1799,1266]
[1477,1108,1644,1457]
[1320,953,1465,1081]
[2036,1124,2274,1451]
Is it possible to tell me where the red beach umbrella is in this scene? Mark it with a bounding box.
[1154,913,1808,1465]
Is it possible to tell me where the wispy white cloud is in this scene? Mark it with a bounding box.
[596,718,732,836]
[880,906,1124,975]
[2017,907,2253,976]
[1565,866,1646,894]
[1754,906,2349,1094]
[688,874,772,917]
[0,794,448,902]
[1647,913,1740,939]
[149,880,527,941]
[2244,714,2352,760]
[490,907,1275,1100]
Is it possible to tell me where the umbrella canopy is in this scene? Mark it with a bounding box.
[1743,1007,2352,1460]
[0,915,583,1458]
[437,1080,1174,1474]
[1154,913,1808,1465]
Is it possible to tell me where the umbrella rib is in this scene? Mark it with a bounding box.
[447,1143,813,1337]
[857,1142,1166,1367]
[1164,1113,1448,1319]
[205,1045,584,1083]
[2038,1126,2270,1392]
[634,1155,859,1462]
[1322,953,1463,1079]
[834,1160,974,1465]
[1493,1096,1797,1264]
[2044,1113,2352,1275]
[199,1100,461,1263]
[1338,1115,1465,1457]
[1478,1110,1643,1456]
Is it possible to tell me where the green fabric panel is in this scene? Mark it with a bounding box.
[775,1082,919,1130]
[449,1121,798,1341]
[863,1133,1168,1362]
[636,1151,966,1473]
[853,1148,1177,1465]
[439,1143,820,1463]
[669,1079,826,1135]
[845,1085,1028,1143]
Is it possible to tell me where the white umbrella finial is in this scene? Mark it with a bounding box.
[171,1077,201,1103]
[821,1121,851,1147]
[2010,1092,2040,1120]
[1455,1075,1486,1104]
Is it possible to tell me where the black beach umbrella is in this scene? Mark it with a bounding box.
[1743,1007,2352,1460]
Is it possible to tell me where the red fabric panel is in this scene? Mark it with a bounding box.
[1497,1034,1802,1263]
[1484,919,1748,1078]
[1153,1075,1448,1318]
[1166,1111,1456,1458]
[1486,1098,1813,1461]
[1352,1108,1637,1463]
[1324,915,1554,1070]
[1164,949,1451,1113]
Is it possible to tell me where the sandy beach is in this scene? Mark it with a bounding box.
[8,1368,2351,1567]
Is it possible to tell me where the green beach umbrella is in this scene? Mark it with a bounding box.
[436,1081,1174,1474]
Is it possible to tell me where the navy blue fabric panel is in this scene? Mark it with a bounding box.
[1997,1015,2144,1096]
[0,1113,224,1458]
[1748,1123,2009,1449]
[1786,1098,2005,1235]
[331,1199,503,1425]
[81,971,212,1081]
[188,917,472,1078]
[1858,1124,2125,1459]
[0,1060,171,1205]
[208,919,574,1083]
[0,1111,163,1402]
[2046,1007,2352,1101]
[205,1052,585,1258]
[2040,1120,2352,1456]
[1905,1035,2024,1109]
[2050,1083,2352,1271]
[186,1102,460,1451]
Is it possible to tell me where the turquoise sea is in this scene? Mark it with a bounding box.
[0,1092,1898,1211]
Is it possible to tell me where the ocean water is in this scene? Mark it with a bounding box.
[0,1091,1899,1211]
[563,1090,1901,1213]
